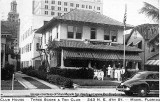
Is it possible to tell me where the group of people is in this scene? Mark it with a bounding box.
[93,65,125,81]
[93,69,104,80]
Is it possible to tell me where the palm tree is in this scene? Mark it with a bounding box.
[139,2,159,23]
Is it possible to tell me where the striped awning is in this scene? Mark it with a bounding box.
[91,52,119,60]
[63,50,93,59]
[145,60,159,66]
[117,54,142,61]
[63,50,141,61]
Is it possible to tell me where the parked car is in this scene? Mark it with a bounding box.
[116,71,159,97]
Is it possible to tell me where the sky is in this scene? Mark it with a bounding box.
[0,0,159,26]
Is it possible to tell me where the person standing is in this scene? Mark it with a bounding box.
[107,65,111,77]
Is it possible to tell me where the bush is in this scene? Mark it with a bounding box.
[21,66,34,74]
[47,75,73,88]
[49,67,94,79]
[1,64,14,80]
[21,66,47,80]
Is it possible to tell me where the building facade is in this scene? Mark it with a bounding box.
[1,0,20,70]
[33,0,103,16]
[36,9,142,71]
[126,24,159,71]
[19,0,103,68]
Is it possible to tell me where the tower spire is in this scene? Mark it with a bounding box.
[8,0,19,22]
[11,0,17,12]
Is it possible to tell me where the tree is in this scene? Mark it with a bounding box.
[139,2,159,23]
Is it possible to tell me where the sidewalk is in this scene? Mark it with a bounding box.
[1,72,125,97]
[14,72,59,89]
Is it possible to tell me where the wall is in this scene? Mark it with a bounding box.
[58,23,124,43]
[127,30,145,70]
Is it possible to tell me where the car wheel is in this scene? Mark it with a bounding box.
[124,91,133,96]
[138,87,147,97]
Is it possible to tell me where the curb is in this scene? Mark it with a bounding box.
[78,86,117,88]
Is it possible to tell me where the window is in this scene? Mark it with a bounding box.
[64,8,67,11]
[45,0,48,3]
[45,11,48,15]
[51,12,55,15]
[89,5,92,9]
[110,30,117,42]
[97,7,100,10]
[75,27,82,39]
[86,5,88,8]
[82,5,85,8]
[70,3,74,7]
[137,41,142,49]
[58,7,61,11]
[67,26,74,38]
[104,29,110,40]
[76,4,79,7]
[90,28,96,39]
[30,43,32,51]
[51,6,55,10]
[104,35,110,40]
[58,1,61,5]
[45,5,48,9]
[58,12,62,16]
[64,2,67,6]
[67,26,82,39]
[51,0,55,4]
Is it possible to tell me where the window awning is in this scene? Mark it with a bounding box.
[63,50,141,61]
[145,60,159,66]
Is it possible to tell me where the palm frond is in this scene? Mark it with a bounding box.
[139,2,159,22]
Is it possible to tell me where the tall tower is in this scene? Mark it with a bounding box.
[8,0,19,22]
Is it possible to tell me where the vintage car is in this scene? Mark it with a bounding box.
[116,71,159,97]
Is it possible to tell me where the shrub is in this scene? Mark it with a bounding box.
[49,67,94,79]
[21,66,47,80]
[1,64,14,80]
[38,61,46,72]
[21,66,34,74]
[47,75,73,88]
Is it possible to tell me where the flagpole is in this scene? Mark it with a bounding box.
[123,4,127,72]
[123,24,126,71]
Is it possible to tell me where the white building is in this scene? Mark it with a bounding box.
[18,0,103,68]
[36,9,142,70]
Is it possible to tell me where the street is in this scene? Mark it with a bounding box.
[1,88,159,97]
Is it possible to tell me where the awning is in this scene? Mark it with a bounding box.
[91,52,119,60]
[63,50,93,59]
[117,54,142,61]
[63,50,141,61]
[145,60,159,66]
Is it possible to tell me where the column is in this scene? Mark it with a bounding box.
[88,61,91,68]
[135,62,139,71]
[60,49,64,68]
